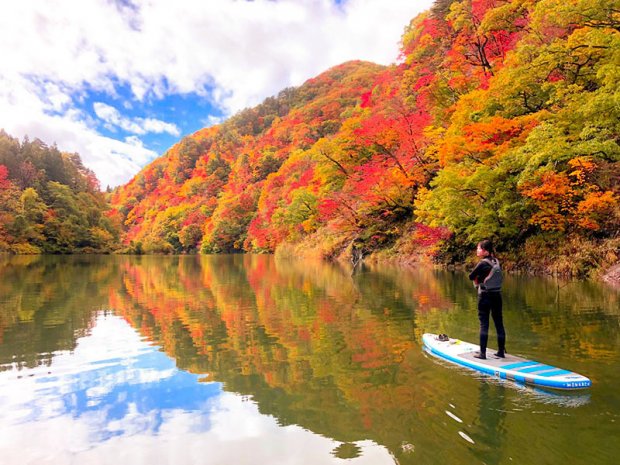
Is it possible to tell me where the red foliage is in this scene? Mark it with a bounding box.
[0,165,10,189]
[318,198,341,222]
[411,223,451,247]
[182,209,206,228]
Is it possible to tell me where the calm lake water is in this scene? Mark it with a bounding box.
[0,255,618,465]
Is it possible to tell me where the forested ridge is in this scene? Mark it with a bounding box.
[0,132,119,253]
[3,0,618,277]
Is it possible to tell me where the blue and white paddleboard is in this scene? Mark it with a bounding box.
[423,333,591,390]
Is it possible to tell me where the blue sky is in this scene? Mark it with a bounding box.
[83,83,222,154]
[0,0,434,188]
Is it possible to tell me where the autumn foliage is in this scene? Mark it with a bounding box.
[107,0,619,274]
[0,132,119,253]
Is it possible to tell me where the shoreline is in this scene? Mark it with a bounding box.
[2,250,619,287]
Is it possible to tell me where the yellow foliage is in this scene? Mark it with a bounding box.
[9,243,42,254]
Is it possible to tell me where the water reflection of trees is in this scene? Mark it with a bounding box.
[501,275,620,362]
[0,255,119,368]
[107,256,461,461]
[1,255,618,463]
[108,256,618,463]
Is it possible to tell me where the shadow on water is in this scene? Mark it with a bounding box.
[0,255,618,464]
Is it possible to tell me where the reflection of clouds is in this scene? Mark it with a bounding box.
[106,403,162,438]
[1,401,393,464]
[0,314,393,464]
[0,313,218,443]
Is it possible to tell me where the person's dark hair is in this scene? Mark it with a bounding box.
[478,239,495,256]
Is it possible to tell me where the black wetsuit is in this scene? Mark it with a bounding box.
[469,258,506,356]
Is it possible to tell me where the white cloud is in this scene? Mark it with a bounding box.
[93,102,122,126]
[140,118,181,136]
[0,0,434,187]
[203,115,227,128]
[0,74,154,188]
[93,102,181,136]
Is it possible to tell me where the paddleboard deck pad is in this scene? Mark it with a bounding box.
[423,333,591,390]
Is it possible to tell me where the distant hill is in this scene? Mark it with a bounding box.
[110,60,386,254]
[110,0,619,277]
[0,131,119,253]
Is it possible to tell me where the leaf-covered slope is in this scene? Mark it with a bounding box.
[110,60,386,253]
[0,131,119,253]
[112,0,619,275]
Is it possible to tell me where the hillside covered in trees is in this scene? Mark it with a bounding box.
[0,1,616,277]
[85,0,620,275]
[0,131,119,253]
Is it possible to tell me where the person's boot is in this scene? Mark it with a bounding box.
[473,351,486,359]
[494,351,505,358]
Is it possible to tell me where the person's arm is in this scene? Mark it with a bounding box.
[469,261,491,283]
[468,263,481,282]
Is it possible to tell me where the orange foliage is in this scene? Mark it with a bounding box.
[521,157,618,232]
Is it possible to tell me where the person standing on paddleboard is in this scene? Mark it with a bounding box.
[468,239,506,360]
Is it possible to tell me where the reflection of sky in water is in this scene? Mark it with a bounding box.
[0,314,393,465]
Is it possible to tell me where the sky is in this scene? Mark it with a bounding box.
[0,0,435,189]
